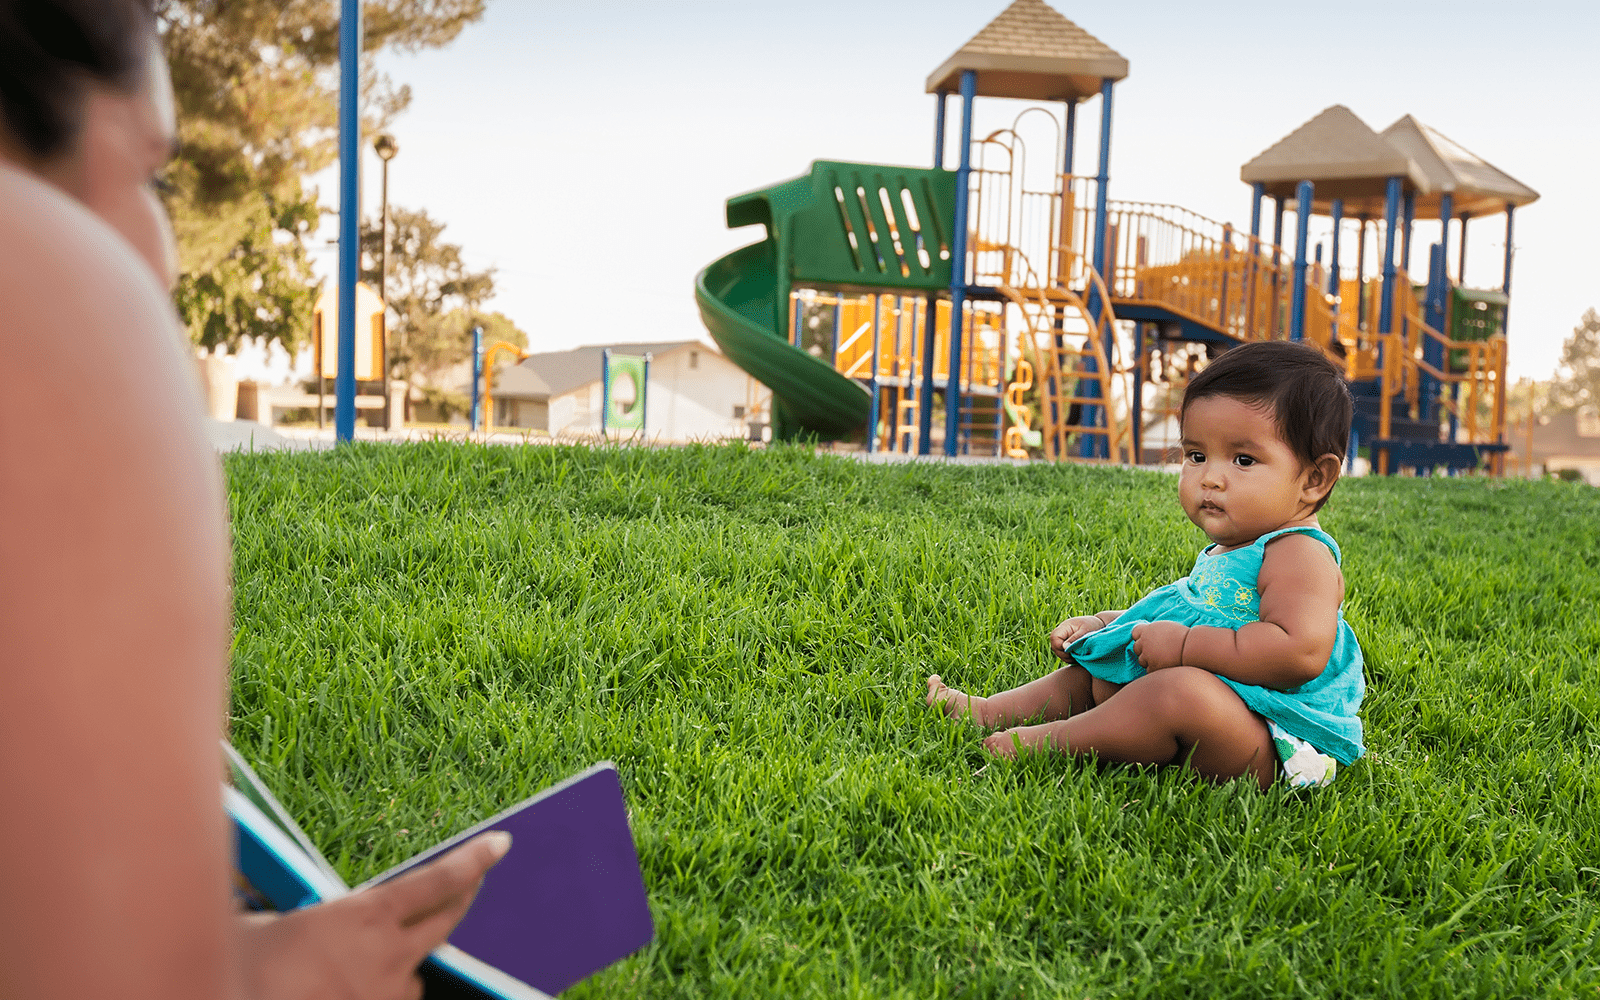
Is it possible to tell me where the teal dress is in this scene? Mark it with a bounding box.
[1065,526,1366,765]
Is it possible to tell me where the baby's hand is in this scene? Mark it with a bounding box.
[1049,615,1106,660]
[1131,621,1189,671]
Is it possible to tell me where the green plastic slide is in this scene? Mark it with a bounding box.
[694,160,957,440]
[694,242,869,439]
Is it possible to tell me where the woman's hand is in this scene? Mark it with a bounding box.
[1131,621,1189,671]
[237,830,511,1000]
[1050,615,1108,660]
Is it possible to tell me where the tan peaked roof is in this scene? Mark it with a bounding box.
[926,0,1127,102]
[1240,105,1429,216]
[1381,116,1538,218]
[494,341,705,401]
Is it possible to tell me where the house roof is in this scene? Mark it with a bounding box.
[1379,116,1538,218]
[1240,105,1429,215]
[925,0,1127,102]
[494,341,705,401]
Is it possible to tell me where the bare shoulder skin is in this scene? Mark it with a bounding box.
[0,163,234,999]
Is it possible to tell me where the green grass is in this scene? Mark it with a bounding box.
[225,443,1600,998]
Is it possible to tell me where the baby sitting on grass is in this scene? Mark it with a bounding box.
[929,341,1365,790]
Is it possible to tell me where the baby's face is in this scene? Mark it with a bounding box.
[1178,395,1316,549]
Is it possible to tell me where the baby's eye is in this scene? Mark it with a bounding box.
[1234,454,1257,468]
[1185,451,1205,464]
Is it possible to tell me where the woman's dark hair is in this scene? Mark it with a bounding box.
[1181,340,1353,507]
[0,0,155,160]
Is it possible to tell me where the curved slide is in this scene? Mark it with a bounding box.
[694,241,870,440]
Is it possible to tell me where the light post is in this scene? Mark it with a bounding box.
[373,132,399,429]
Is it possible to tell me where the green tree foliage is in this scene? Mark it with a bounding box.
[1550,308,1600,411]
[360,206,521,414]
[155,0,487,352]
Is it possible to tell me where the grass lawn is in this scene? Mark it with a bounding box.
[225,443,1600,998]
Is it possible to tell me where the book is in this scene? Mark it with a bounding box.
[226,745,655,998]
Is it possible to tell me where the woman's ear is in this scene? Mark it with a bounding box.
[1301,453,1343,505]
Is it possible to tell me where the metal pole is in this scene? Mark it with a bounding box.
[335,0,360,443]
[1401,190,1416,274]
[933,91,947,170]
[943,69,977,457]
[379,155,390,431]
[1271,198,1284,337]
[1502,203,1516,332]
[1328,198,1344,296]
[1356,217,1368,330]
[1081,77,1115,458]
[1378,177,1401,335]
[1438,192,1454,283]
[600,348,611,440]
[1063,99,1077,176]
[470,325,483,432]
[1291,180,1313,341]
[1457,212,1469,285]
[917,295,936,454]
[866,294,882,454]
[642,353,651,440]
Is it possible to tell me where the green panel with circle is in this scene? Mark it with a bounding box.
[606,354,647,430]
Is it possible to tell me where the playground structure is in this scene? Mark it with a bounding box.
[693,0,1537,474]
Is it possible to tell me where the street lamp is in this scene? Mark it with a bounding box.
[373,132,399,429]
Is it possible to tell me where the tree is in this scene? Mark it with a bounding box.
[1549,308,1600,412]
[360,205,518,417]
[155,0,487,353]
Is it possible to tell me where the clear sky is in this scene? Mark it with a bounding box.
[298,0,1600,383]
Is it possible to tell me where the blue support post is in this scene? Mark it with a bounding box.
[933,91,947,170]
[600,348,611,439]
[1378,177,1401,336]
[1422,243,1446,423]
[642,353,651,439]
[1401,190,1416,273]
[866,294,882,454]
[335,0,360,443]
[470,325,483,432]
[917,294,936,454]
[1080,77,1115,459]
[1438,192,1454,284]
[830,293,841,363]
[1247,182,1264,334]
[1063,99,1077,177]
[1271,198,1285,337]
[1502,203,1516,330]
[1249,183,1264,242]
[943,69,977,457]
[1219,223,1232,330]
[1131,322,1144,464]
[1328,198,1344,296]
[1290,180,1313,341]
[1457,212,1469,285]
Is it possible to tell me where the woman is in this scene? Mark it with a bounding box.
[0,3,507,997]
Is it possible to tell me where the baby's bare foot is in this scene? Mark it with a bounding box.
[927,674,990,725]
[982,724,1061,758]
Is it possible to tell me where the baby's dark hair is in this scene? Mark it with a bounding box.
[0,0,155,160]
[1181,340,1352,510]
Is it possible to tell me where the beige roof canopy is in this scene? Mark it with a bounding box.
[1240,105,1429,217]
[1380,116,1538,218]
[925,0,1127,103]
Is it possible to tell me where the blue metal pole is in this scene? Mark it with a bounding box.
[1290,180,1313,341]
[1328,198,1344,296]
[1271,198,1285,337]
[1081,77,1115,459]
[1249,183,1264,241]
[943,69,977,457]
[866,294,881,454]
[470,325,483,431]
[600,348,611,440]
[1401,190,1416,273]
[1438,191,1454,284]
[917,295,936,454]
[933,91,947,170]
[1378,177,1401,335]
[1501,203,1515,331]
[642,353,651,439]
[335,0,360,443]
[1457,212,1469,285]
[1063,99,1077,176]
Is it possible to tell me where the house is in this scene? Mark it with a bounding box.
[489,341,771,442]
[1508,407,1600,485]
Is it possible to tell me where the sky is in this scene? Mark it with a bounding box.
[282,0,1600,385]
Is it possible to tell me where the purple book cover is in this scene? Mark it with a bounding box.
[364,762,654,996]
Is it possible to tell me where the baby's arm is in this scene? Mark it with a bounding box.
[1049,609,1125,661]
[1180,533,1343,688]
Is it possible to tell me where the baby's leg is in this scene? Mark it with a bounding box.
[927,664,1094,728]
[981,666,1277,789]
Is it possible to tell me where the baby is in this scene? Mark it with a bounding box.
[929,340,1365,789]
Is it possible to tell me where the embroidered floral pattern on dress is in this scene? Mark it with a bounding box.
[1186,556,1259,624]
